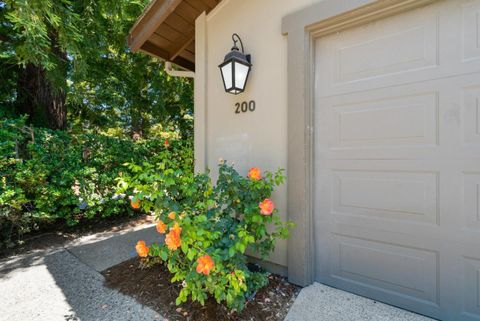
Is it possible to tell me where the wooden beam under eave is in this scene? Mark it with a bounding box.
[129,0,183,52]
[140,41,195,71]
[140,41,172,60]
[177,48,195,63]
[169,33,195,61]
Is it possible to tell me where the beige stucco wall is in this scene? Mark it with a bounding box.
[195,0,323,268]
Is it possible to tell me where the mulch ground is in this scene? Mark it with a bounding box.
[102,258,301,321]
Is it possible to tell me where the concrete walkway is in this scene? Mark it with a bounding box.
[0,225,162,321]
[285,283,435,321]
[1,223,436,321]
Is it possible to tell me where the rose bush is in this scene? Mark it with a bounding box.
[117,162,293,311]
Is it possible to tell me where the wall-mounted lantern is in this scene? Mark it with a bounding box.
[219,33,252,95]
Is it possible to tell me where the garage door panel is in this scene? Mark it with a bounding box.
[463,172,480,231]
[316,73,480,162]
[332,25,438,85]
[329,220,444,253]
[316,4,439,92]
[330,234,439,303]
[333,14,438,85]
[329,92,439,148]
[331,213,448,244]
[462,86,480,144]
[462,1,480,62]
[319,82,444,155]
[462,256,480,319]
[322,161,471,232]
[332,170,439,224]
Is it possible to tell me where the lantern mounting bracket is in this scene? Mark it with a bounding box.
[232,33,251,63]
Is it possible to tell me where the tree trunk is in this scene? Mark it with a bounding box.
[15,30,67,130]
[16,64,67,130]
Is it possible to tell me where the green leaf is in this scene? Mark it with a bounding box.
[181,241,189,254]
[187,248,196,261]
[238,243,246,253]
[160,249,168,261]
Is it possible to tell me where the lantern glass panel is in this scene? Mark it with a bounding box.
[220,62,233,90]
[234,61,249,91]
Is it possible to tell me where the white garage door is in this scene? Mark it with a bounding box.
[314,1,480,320]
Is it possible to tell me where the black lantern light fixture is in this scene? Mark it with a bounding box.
[219,33,252,95]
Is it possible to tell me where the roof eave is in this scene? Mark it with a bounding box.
[128,0,183,53]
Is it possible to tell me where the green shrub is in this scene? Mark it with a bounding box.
[118,161,293,311]
[0,117,193,248]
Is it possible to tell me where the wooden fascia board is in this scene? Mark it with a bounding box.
[128,0,183,52]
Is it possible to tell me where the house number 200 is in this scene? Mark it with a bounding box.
[235,100,256,114]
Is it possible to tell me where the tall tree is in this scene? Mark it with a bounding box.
[66,0,193,138]
[0,0,193,134]
[1,0,82,129]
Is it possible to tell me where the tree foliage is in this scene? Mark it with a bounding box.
[0,0,193,136]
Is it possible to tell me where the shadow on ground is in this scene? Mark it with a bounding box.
[0,226,162,321]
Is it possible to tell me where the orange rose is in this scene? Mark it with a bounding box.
[130,199,140,209]
[168,211,176,220]
[259,198,274,215]
[196,255,214,275]
[164,139,169,147]
[135,240,149,257]
[248,167,262,181]
[165,222,182,251]
[171,222,182,234]
[156,220,167,234]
